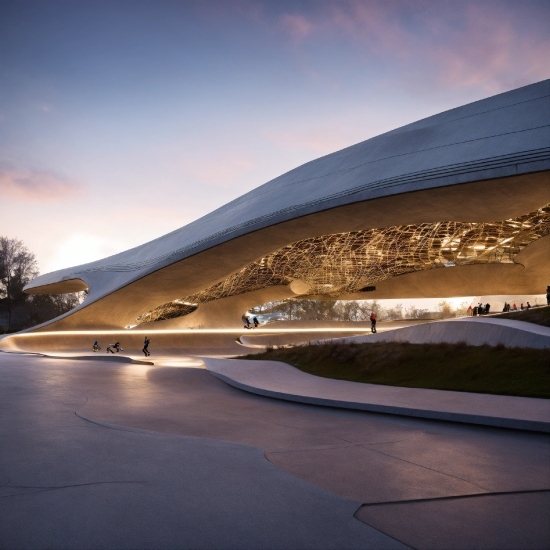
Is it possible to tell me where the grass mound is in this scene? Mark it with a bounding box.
[490,305,550,328]
[240,341,550,398]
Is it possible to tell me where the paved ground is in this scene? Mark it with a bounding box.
[1,352,549,549]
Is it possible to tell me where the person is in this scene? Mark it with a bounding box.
[478,303,484,315]
[107,341,122,354]
[253,316,259,328]
[526,302,531,310]
[473,306,478,316]
[547,286,550,306]
[370,312,377,333]
[485,303,490,314]
[92,340,100,352]
[142,336,150,357]
[512,302,517,311]
[467,305,472,316]
[243,316,251,329]
[520,303,524,310]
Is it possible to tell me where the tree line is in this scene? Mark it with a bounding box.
[0,237,85,333]
[250,298,469,323]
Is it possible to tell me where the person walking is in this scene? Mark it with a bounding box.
[370,312,377,333]
[485,303,491,314]
[467,305,472,316]
[243,316,251,329]
[142,336,150,357]
[253,317,259,328]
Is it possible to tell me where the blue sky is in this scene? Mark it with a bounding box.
[1,0,549,283]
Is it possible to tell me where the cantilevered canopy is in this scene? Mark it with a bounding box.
[23,80,550,331]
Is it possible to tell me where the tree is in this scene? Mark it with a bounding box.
[0,237,39,331]
[437,300,455,319]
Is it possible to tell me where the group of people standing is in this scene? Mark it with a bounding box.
[243,315,260,329]
[501,302,531,312]
[467,303,491,316]
[92,337,151,357]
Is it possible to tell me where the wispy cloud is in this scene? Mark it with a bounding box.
[279,13,314,41]
[0,164,82,200]
[276,0,550,93]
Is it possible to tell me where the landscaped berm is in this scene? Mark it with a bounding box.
[241,340,550,398]
[492,306,550,328]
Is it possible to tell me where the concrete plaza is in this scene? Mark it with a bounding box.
[1,352,549,549]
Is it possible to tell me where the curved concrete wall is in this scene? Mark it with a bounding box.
[21,79,550,332]
[344,316,550,349]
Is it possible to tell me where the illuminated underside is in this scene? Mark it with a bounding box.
[137,204,550,324]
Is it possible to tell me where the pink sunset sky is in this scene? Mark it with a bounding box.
[1,0,549,308]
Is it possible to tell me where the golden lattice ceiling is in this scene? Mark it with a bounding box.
[137,203,550,324]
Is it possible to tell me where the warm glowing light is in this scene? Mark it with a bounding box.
[138,204,549,325]
[8,327,374,337]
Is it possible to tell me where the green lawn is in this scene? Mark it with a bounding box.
[240,341,550,398]
[490,305,550,328]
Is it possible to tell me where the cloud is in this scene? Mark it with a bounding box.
[279,13,314,41]
[0,164,82,200]
[424,3,550,92]
[275,0,550,93]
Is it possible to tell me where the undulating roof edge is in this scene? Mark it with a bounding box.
[25,79,550,294]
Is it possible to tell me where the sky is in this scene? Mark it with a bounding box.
[1,0,549,306]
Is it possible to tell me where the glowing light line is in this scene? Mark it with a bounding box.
[7,328,372,337]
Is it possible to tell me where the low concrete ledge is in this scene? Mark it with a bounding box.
[0,349,153,365]
[343,317,550,349]
[203,358,550,433]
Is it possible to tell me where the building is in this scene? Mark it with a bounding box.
[23,80,550,332]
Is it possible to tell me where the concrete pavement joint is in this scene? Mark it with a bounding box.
[364,446,490,492]
[1,480,148,499]
[355,488,550,509]
[265,436,416,454]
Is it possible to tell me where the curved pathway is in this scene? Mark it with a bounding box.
[203,358,550,432]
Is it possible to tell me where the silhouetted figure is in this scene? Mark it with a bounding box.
[526,302,531,310]
[142,336,150,357]
[370,312,377,333]
[253,317,259,328]
[92,340,100,352]
[485,303,490,314]
[546,286,550,306]
[473,306,478,316]
[243,316,251,329]
[107,342,121,354]
[478,303,484,315]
